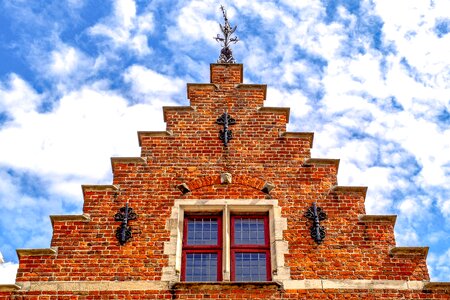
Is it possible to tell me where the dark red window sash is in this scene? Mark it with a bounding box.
[182,215,223,249]
[182,215,223,281]
[181,249,223,281]
[230,249,271,281]
[230,214,270,249]
[230,214,271,281]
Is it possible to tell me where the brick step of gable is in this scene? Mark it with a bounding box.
[50,214,90,227]
[358,215,397,224]
[110,157,146,173]
[424,282,450,290]
[163,106,195,123]
[390,247,429,257]
[235,84,267,99]
[279,132,314,147]
[81,184,118,194]
[257,107,290,123]
[0,285,20,291]
[331,186,368,198]
[16,247,57,258]
[138,131,173,146]
[304,158,340,167]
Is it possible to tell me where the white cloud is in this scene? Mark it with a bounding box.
[0,84,167,178]
[50,46,78,75]
[265,88,311,119]
[123,65,185,100]
[397,196,433,222]
[0,74,43,118]
[374,0,450,87]
[89,0,154,56]
[166,0,219,46]
[395,227,420,246]
[0,71,179,221]
[41,43,100,93]
[0,169,59,270]
[439,199,450,219]
[427,231,449,244]
[0,262,18,284]
[428,248,450,281]
[49,44,92,77]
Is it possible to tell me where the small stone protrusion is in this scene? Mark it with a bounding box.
[261,182,275,194]
[177,183,191,194]
[220,173,232,184]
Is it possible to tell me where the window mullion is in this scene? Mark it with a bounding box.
[223,205,230,281]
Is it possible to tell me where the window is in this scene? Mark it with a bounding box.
[181,215,222,281]
[181,213,271,282]
[231,215,270,281]
[163,199,290,283]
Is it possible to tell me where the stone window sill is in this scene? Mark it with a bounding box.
[170,281,282,290]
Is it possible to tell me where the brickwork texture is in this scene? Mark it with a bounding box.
[1,64,448,299]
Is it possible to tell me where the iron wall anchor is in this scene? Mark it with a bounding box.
[304,202,327,244]
[216,111,236,147]
[114,203,137,245]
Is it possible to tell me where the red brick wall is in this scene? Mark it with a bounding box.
[4,64,448,299]
[2,288,450,299]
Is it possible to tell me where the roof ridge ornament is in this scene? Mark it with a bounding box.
[214,5,239,63]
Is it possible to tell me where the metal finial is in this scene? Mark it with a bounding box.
[214,5,239,63]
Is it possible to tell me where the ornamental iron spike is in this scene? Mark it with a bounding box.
[214,5,239,63]
[304,202,327,244]
[114,203,137,245]
[216,111,236,147]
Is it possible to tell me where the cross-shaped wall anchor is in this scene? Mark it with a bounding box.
[216,111,236,147]
[304,202,327,244]
[114,203,137,245]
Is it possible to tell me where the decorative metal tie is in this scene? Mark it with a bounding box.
[214,5,239,63]
[304,202,327,244]
[216,111,236,147]
[114,203,137,245]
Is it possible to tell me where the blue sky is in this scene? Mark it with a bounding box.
[0,0,449,283]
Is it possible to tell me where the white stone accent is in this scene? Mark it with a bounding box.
[408,281,427,289]
[220,173,232,184]
[161,267,178,282]
[17,281,169,291]
[283,280,427,290]
[283,279,323,289]
[10,280,431,291]
[322,279,408,290]
[163,241,177,256]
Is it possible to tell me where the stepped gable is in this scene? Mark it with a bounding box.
[1,63,449,299]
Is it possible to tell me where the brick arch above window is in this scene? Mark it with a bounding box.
[179,174,271,194]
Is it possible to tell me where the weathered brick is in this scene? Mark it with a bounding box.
[2,64,448,299]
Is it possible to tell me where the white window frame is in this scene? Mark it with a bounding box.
[162,199,290,282]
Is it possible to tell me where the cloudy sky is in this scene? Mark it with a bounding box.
[0,0,449,283]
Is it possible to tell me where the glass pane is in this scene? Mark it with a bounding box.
[187,218,218,245]
[185,253,218,281]
[234,252,267,281]
[234,217,265,245]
